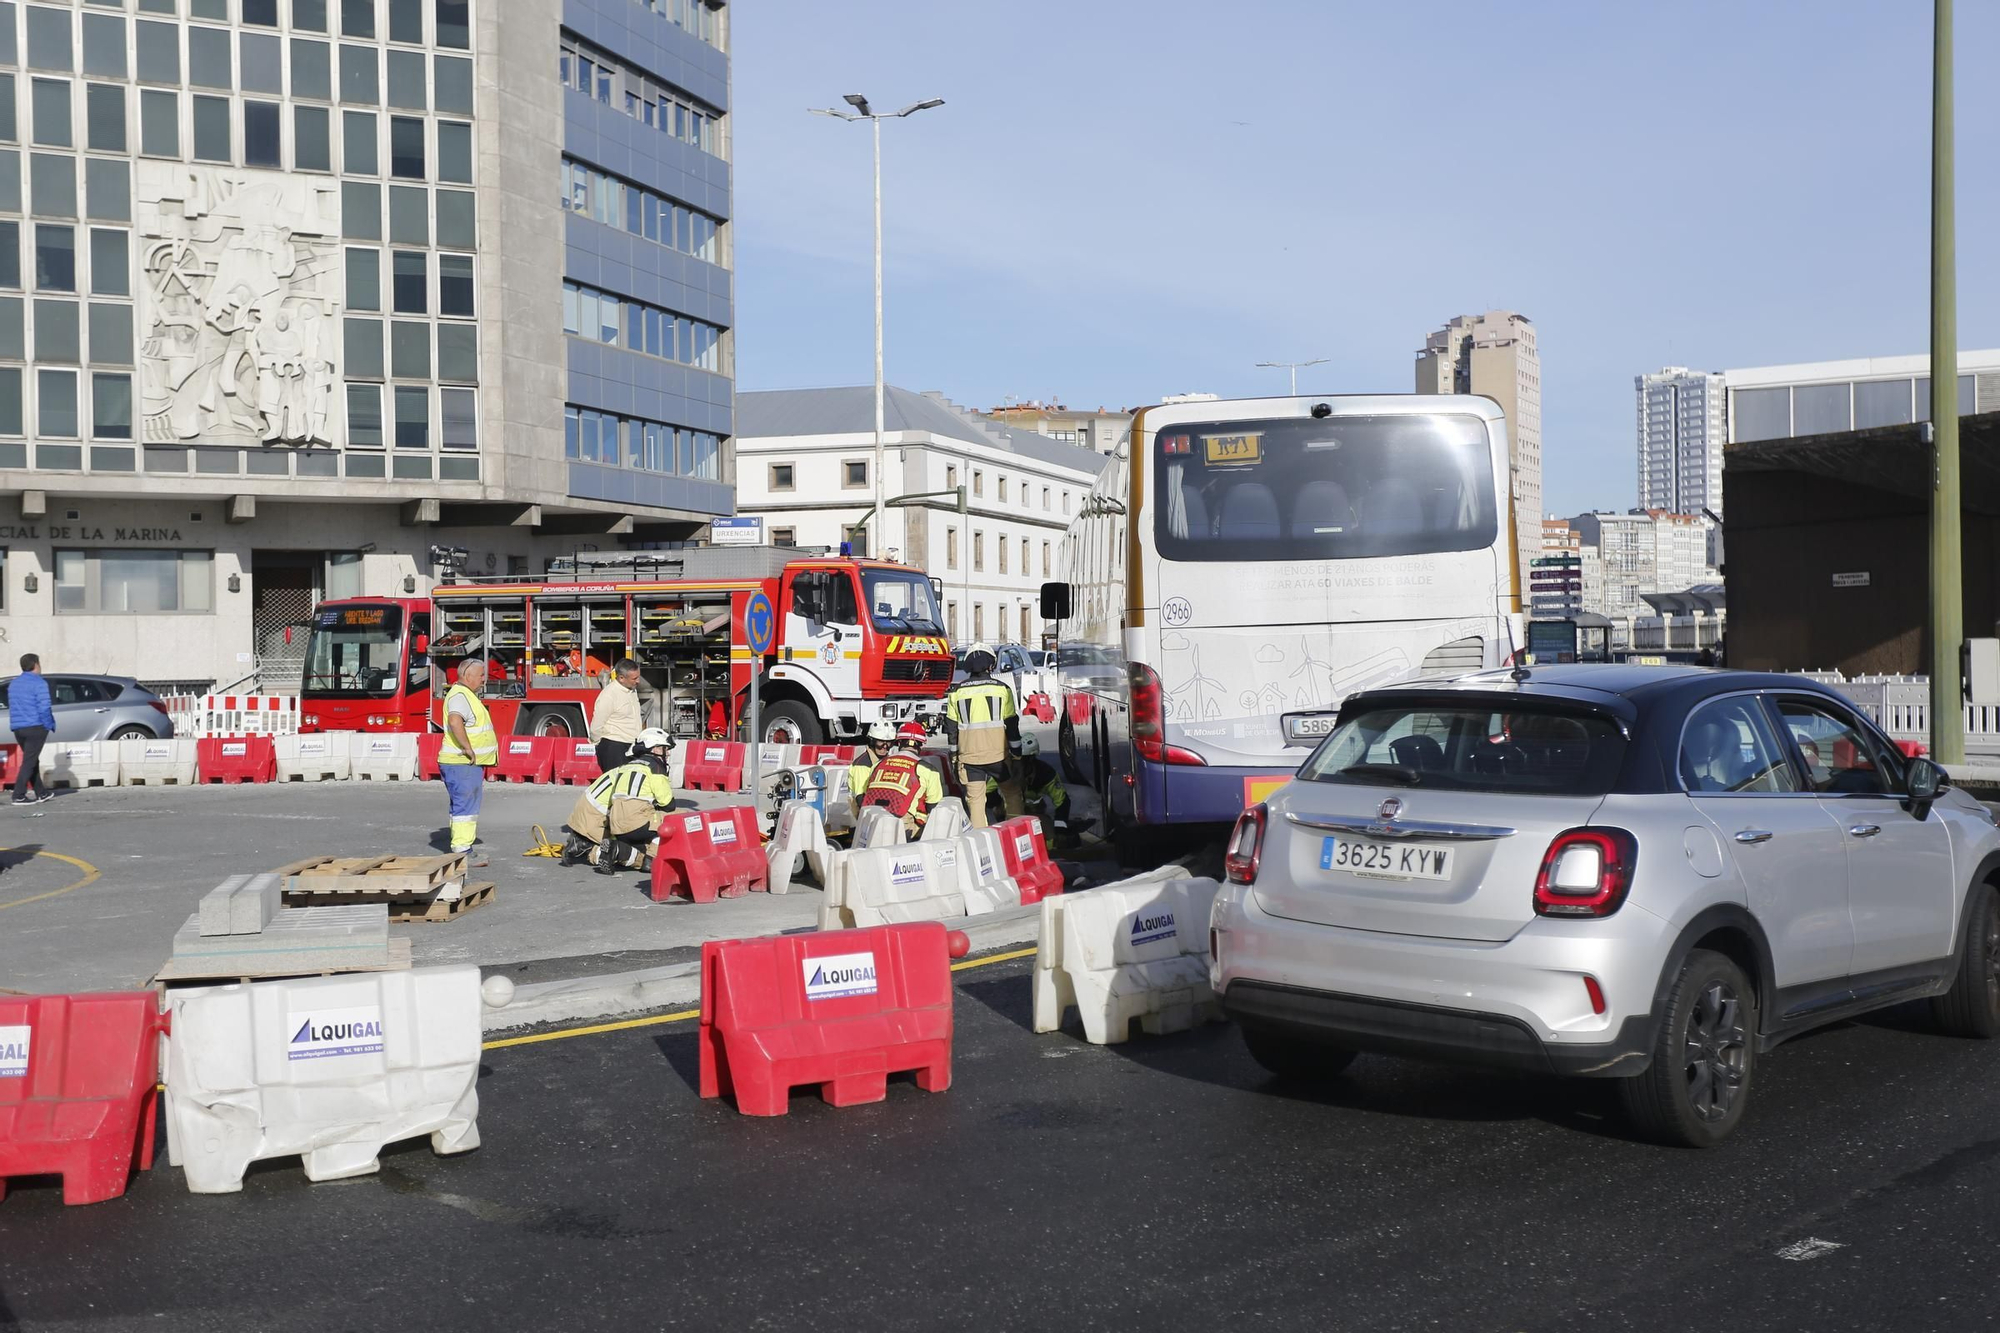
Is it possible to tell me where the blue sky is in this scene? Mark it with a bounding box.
[729,2,1999,516]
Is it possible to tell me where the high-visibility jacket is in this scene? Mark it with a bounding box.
[1020,755,1067,811]
[860,751,944,819]
[438,683,497,765]
[847,755,880,798]
[942,677,1019,767]
[585,759,674,813]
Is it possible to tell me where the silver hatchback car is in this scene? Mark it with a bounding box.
[1211,665,2000,1146]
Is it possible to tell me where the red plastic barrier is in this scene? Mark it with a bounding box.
[0,746,19,789]
[1897,739,1929,759]
[1024,692,1057,724]
[551,739,601,785]
[0,992,167,1205]
[650,805,767,903]
[195,736,276,784]
[699,921,954,1115]
[683,740,747,792]
[488,736,556,783]
[417,733,444,780]
[995,815,1065,904]
[800,745,859,767]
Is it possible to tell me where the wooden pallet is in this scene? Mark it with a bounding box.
[152,937,414,985]
[273,853,467,897]
[392,882,496,925]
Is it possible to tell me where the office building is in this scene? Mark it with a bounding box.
[0,0,733,690]
[1636,366,1724,517]
[1416,310,1540,586]
[1569,509,1715,618]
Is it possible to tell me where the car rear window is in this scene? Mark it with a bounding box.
[1298,702,1627,795]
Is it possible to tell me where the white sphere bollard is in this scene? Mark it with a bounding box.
[480,973,516,1009]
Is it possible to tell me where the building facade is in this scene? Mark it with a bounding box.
[979,400,1129,456]
[1636,366,1724,517]
[1569,509,1715,619]
[734,386,1107,647]
[1416,310,1540,589]
[0,0,733,691]
[1724,349,2000,444]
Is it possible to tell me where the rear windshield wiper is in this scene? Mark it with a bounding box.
[1340,762,1422,786]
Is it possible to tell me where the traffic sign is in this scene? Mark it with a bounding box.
[744,590,775,656]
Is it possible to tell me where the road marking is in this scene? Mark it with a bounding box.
[481,945,1041,1051]
[0,848,102,913]
[1775,1238,1846,1262]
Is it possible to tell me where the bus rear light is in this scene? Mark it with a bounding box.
[1127,661,1206,766]
[1161,434,1191,455]
[1225,804,1266,884]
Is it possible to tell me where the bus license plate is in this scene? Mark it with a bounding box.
[1320,837,1453,881]
[1204,433,1262,464]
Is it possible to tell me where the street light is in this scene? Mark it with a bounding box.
[1255,357,1329,395]
[811,93,946,555]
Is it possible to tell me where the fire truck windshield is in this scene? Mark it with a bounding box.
[861,569,944,634]
[303,605,405,696]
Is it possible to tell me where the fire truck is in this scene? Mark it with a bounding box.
[297,548,955,744]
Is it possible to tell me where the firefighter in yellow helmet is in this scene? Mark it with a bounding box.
[942,643,1021,827]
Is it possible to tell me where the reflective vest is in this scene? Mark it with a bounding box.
[860,752,942,819]
[438,683,498,765]
[586,759,674,813]
[945,678,1016,767]
[847,756,878,798]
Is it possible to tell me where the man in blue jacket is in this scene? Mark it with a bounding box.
[9,654,54,804]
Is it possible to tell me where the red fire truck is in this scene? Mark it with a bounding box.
[298,548,954,744]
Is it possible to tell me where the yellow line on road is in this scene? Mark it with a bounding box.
[481,945,1040,1051]
[0,849,101,913]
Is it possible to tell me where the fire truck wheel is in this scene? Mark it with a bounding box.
[522,707,582,739]
[756,700,822,747]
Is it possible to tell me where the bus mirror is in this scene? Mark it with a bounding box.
[1039,581,1072,622]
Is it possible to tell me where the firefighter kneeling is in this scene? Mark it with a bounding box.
[858,721,944,838]
[561,727,679,873]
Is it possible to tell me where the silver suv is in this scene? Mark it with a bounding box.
[1211,666,2000,1146]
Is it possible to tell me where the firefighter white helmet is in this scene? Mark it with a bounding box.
[635,727,673,751]
[866,721,897,743]
[1017,734,1040,758]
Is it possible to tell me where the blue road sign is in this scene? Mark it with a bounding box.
[744,590,775,656]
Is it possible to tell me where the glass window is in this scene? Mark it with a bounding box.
[1853,379,1914,432]
[188,25,230,89]
[30,77,69,147]
[242,99,279,166]
[435,320,473,381]
[32,294,75,359]
[392,383,426,447]
[288,39,331,102]
[139,89,177,155]
[81,14,124,78]
[388,114,422,177]
[190,0,226,17]
[135,22,179,85]
[344,244,378,310]
[345,381,381,445]
[37,365,75,434]
[389,317,426,376]
[340,179,378,237]
[242,0,278,24]
[86,226,124,294]
[0,295,20,357]
[239,32,281,94]
[1680,696,1801,793]
[339,43,376,103]
[1792,382,1850,437]
[0,221,16,287]
[386,183,425,242]
[84,157,125,221]
[85,82,123,151]
[436,119,469,183]
[294,0,327,30]
[1730,386,1788,443]
[387,0,419,43]
[294,103,330,170]
[389,247,423,312]
[342,314,380,376]
[434,188,472,248]
[191,93,229,160]
[440,385,473,448]
[27,152,69,215]
[0,151,15,212]
[1915,375,1978,423]
[341,108,376,172]
[0,5,13,66]
[434,0,467,49]
[385,48,422,109]
[433,54,470,114]
[437,251,471,316]
[0,366,19,434]
[90,369,129,437]
[1301,702,1627,795]
[342,0,373,38]
[0,75,14,144]
[1776,699,1897,796]
[32,220,70,287]
[26,6,71,72]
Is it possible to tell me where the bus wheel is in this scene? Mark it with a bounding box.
[1058,717,1086,784]
[523,707,580,739]
[757,701,822,747]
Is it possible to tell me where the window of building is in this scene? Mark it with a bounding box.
[946,600,957,637]
[842,459,867,489]
[435,0,469,49]
[31,78,71,149]
[54,548,213,613]
[973,469,983,497]
[438,253,473,317]
[997,476,1008,502]
[437,121,471,183]
[85,83,123,153]
[37,367,75,435]
[558,159,724,264]
[243,100,281,168]
[1041,540,1050,577]
[998,538,1008,575]
[393,383,428,448]
[1020,537,1028,572]
[440,387,474,450]
[946,526,957,570]
[973,531,983,571]
[771,527,795,548]
[973,603,984,640]
[1062,491,1071,515]
[342,0,375,38]
[295,105,331,171]
[769,462,793,491]
[391,250,424,313]
[346,383,382,446]
[26,6,72,72]
[841,524,868,558]
[192,95,230,162]
[945,464,957,490]
[1020,605,1030,643]
[389,115,423,178]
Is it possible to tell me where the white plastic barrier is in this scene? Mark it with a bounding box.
[41,740,120,788]
[818,840,967,931]
[748,744,803,790]
[163,965,507,1193]
[274,732,351,781]
[821,764,857,832]
[162,693,300,739]
[118,735,197,785]
[1032,872,1223,1045]
[348,732,419,781]
[767,800,832,892]
[851,806,905,849]
[919,798,968,842]
[952,828,1023,916]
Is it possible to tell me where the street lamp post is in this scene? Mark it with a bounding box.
[811,94,945,556]
[1930,0,1962,763]
[1255,358,1329,395]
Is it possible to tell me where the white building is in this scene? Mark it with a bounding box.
[980,401,1130,456]
[733,387,1108,646]
[1724,349,2000,443]
[1636,367,1725,517]
[1569,509,1716,618]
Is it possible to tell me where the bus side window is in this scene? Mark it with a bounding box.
[407,614,432,692]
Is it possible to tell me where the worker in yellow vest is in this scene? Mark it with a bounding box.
[942,643,1021,827]
[438,659,498,867]
[859,722,945,838]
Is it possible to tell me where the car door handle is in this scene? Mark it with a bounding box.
[1734,829,1774,845]
[1848,824,1882,838]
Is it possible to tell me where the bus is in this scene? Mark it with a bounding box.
[1044,393,1519,839]
[299,548,954,744]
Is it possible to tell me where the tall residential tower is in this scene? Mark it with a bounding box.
[1416,310,1540,589]
[1635,367,1724,517]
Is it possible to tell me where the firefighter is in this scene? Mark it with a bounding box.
[848,721,897,801]
[560,727,678,873]
[941,642,1021,828]
[1014,734,1078,848]
[858,721,944,837]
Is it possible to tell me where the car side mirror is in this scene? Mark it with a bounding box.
[1908,756,1947,817]
[1039,580,1072,622]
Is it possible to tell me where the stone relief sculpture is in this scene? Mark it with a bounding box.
[137,164,342,448]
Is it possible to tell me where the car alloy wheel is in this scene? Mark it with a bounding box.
[1683,977,1747,1124]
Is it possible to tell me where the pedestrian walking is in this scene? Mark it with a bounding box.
[8,653,54,805]
[438,659,497,866]
[589,658,645,772]
[941,643,1022,827]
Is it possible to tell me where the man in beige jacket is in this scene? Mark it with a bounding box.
[590,658,646,772]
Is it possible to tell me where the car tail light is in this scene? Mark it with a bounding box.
[1225,803,1267,885]
[1533,828,1637,918]
[1128,661,1206,766]
[149,700,169,716]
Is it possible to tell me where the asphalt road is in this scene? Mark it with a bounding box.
[5,950,2000,1331]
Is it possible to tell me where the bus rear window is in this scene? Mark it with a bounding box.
[1154,414,1497,562]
